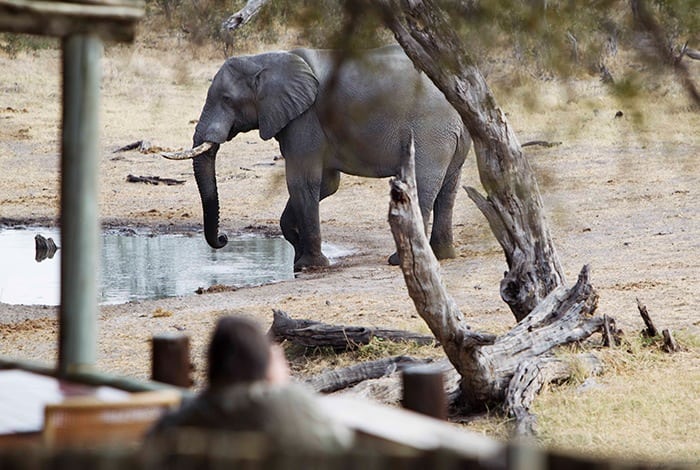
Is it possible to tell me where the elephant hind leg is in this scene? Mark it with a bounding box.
[430,143,467,260]
[388,166,436,266]
[430,179,458,260]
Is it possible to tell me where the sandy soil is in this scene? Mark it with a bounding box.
[0,38,698,459]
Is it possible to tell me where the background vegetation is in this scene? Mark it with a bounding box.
[135,0,698,99]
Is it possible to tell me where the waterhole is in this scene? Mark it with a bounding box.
[0,227,351,306]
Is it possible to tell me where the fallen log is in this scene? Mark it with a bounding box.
[333,358,463,410]
[114,140,144,152]
[269,309,436,351]
[306,355,433,393]
[521,140,562,148]
[126,174,185,186]
[115,140,172,154]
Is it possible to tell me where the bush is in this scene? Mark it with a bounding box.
[0,33,57,57]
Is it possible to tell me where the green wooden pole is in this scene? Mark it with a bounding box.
[59,34,103,375]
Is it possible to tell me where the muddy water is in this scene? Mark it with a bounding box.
[0,227,299,306]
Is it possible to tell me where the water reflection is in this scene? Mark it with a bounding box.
[0,228,295,306]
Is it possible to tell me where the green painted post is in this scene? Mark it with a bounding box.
[59,34,103,375]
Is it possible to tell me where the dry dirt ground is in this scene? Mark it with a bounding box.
[0,36,698,462]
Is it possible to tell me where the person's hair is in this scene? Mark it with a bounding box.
[207,316,271,388]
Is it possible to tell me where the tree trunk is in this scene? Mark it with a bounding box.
[377,0,565,322]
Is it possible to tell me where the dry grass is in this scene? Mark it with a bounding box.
[285,336,444,378]
[449,332,700,464]
[284,318,700,463]
[533,332,700,463]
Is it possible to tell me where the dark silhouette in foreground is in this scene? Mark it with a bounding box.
[146,316,354,452]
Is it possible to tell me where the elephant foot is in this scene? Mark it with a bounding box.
[294,253,330,272]
[431,243,457,260]
[387,252,400,266]
[388,244,455,266]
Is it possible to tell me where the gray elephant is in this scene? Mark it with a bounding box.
[164,45,470,272]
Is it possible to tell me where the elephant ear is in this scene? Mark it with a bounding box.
[255,53,319,141]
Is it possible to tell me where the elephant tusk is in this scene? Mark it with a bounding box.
[161,142,214,160]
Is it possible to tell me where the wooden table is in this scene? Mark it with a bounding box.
[0,369,130,446]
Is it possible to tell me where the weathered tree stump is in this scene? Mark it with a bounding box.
[388,135,604,434]
[602,314,623,347]
[661,329,681,353]
[34,234,58,262]
[635,299,681,353]
[637,298,659,337]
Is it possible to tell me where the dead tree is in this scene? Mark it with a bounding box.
[389,136,603,434]
[306,355,434,393]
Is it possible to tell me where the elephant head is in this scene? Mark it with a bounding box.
[163,52,319,249]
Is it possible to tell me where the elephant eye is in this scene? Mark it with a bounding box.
[222,95,235,106]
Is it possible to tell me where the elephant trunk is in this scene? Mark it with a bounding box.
[192,137,227,249]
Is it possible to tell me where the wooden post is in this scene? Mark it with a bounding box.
[59,34,103,375]
[152,334,191,387]
[402,365,447,420]
[507,440,546,470]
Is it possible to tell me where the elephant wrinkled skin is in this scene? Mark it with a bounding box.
[172,45,471,272]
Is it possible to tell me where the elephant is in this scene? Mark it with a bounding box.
[163,45,470,272]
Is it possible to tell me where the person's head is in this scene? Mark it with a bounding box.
[207,316,289,389]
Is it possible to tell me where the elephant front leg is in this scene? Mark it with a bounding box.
[280,201,303,263]
[282,175,329,272]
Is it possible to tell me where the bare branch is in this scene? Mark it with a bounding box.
[636,298,658,337]
[221,0,268,32]
[630,0,700,106]
[676,42,700,62]
[506,353,603,436]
